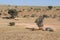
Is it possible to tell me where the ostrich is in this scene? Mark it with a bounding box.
[35,15,48,30]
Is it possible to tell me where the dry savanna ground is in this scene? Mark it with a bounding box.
[0,5,60,40]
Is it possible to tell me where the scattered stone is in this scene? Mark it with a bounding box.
[45,27,54,32]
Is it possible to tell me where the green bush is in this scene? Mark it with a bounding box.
[34,8,41,12]
[48,6,53,10]
[30,7,33,9]
[49,15,55,18]
[52,15,57,18]
[58,15,60,17]
[0,13,1,15]
[27,9,31,12]
[31,14,36,17]
[8,9,18,19]
[23,15,29,18]
[0,10,2,12]
[15,6,18,8]
[34,8,41,10]
[18,10,22,12]
[56,9,60,10]
[9,22,15,26]
[50,15,57,18]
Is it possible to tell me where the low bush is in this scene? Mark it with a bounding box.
[0,13,1,15]
[31,14,36,17]
[9,22,15,26]
[48,6,53,10]
[23,15,29,18]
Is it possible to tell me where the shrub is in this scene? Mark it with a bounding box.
[54,14,57,18]
[56,9,60,10]
[49,15,55,18]
[49,15,52,17]
[58,18,60,21]
[0,10,2,12]
[31,28,35,31]
[27,9,31,12]
[9,22,15,26]
[2,17,11,19]
[23,15,29,17]
[0,13,1,15]
[53,15,57,18]
[30,7,33,9]
[34,8,41,12]
[34,8,41,10]
[58,15,60,17]
[4,10,7,11]
[18,10,22,12]
[58,16,60,21]
[8,9,18,19]
[15,6,18,8]
[8,5,11,7]
[31,14,36,17]
[22,9,25,11]
[48,6,53,10]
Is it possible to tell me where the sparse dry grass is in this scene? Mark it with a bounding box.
[0,6,60,40]
[0,27,60,40]
[0,18,60,40]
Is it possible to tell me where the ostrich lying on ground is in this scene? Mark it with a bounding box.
[26,15,53,31]
[26,15,48,31]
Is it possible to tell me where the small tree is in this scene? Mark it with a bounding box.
[8,9,18,19]
[23,15,29,18]
[48,6,53,10]
[34,8,41,12]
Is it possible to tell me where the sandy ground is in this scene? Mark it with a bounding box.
[0,6,60,40]
[0,18,60,40]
